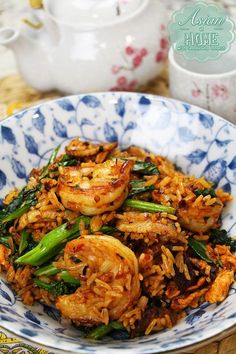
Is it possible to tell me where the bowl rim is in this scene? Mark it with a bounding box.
[3,91,236,129]
[1,322,236,354]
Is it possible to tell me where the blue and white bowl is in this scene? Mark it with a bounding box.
[0,92,236,353]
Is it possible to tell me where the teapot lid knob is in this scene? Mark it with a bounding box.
[29,0,43,9]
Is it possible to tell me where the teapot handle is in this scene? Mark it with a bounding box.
[23,3,60,44]
[22,17,43,30]
[22,2,44,30]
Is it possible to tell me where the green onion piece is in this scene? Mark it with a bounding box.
[58,154,78,167]
[0,185,40,226]
[110,321,125,330]
[2,205,30,224]
[132,160,159,175]
[40,145,61,179]
[34,264,59,277]
[0,236,11,248]
[15,216,90,266]
[194,188,216,198]
[59,270,80,285]
[34,264,80,285]
[129,185,155,197]
[86,321,124,340]
[99,225,118,235]
[111,157,159,175]
[130,180,145,187]
[33,278,78,297]
[19,230,30,255]
[188,237,213,263]
[123,199,176,215]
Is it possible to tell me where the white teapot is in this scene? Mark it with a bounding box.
[0,0,169,94]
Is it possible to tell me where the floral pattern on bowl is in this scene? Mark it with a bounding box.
[0,92,236,354]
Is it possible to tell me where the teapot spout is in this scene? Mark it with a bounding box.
[0,26,54,91]
[0,27,19,48]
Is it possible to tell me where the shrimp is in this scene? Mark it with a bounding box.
[116,212,178,239]
[65,138,117,157]
[57,159,133,215]
[152,173,224,233]
[56,234,140,326]
[177,201,223,233]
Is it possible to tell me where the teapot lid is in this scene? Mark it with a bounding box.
[43,0,146,29]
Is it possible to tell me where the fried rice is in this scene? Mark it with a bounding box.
[0,138,235,339]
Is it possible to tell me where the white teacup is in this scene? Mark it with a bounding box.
[168,46,236,125]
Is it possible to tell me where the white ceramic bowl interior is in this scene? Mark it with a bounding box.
[0,92,236,354]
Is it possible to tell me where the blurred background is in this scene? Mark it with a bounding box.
[0,0,235,79]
